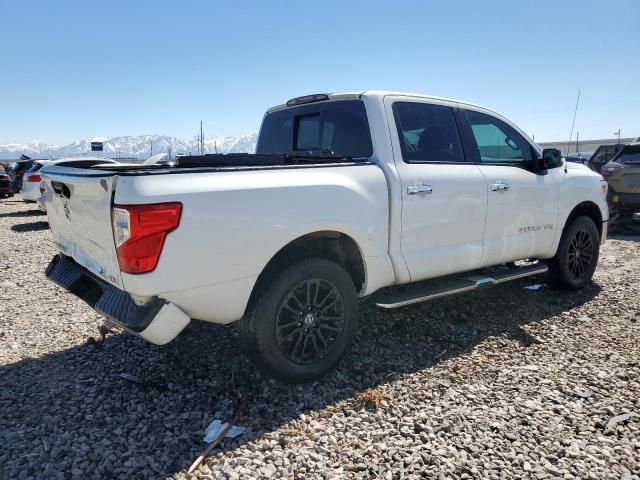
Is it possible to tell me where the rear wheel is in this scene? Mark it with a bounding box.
[239,258,358,383]
[548,216,600,290]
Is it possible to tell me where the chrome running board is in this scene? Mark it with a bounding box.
[373,263,548,309]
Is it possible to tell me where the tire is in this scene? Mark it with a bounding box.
[548,215,600,290]
[239,258,359,383]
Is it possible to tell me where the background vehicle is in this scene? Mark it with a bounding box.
[8,157,35,193]
[22,157,119,207]
[142,153,174,166]
[20,161,52,202]
[42,91,609,382]
[0,166,13,198]
[588,143,625,173]
[565,151,593,165]
[600,143,640,219]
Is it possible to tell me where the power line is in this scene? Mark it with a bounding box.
[202,121,236,138]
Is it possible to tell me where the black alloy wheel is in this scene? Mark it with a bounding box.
[239,258,358,383]
[275,278,346,365]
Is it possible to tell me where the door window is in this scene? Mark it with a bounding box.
[465,110,533,166]
[393,102,465,163]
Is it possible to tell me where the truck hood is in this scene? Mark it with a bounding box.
[564,160,591,172]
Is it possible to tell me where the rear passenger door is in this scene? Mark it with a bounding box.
[459,108,559,266]
[386,97,488,281]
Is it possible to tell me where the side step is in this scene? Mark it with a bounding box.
[373,263,548,309]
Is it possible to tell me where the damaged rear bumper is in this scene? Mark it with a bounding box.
[45,254,190,345]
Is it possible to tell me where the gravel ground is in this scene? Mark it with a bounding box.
[1,199,639,480]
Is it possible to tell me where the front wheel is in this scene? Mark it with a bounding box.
[239,258,359,383]
[548,215,600,290]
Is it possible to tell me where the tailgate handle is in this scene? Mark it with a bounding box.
[51,181,71,198]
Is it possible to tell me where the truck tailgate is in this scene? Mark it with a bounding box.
[42,166,122,288]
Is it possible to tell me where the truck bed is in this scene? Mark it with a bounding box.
[94,153,372,176]
[40,157,391,325]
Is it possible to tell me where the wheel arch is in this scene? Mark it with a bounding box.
[244,230,367,315]
[563,201,603,239]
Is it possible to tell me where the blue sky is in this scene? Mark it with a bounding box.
[1,0,638,145]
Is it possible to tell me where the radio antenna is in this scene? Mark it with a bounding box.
[567,89,581,156]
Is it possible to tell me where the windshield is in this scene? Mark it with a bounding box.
[257,100,373,158]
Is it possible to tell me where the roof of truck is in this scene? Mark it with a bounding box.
[267,90,497,115]
[266,91,538,151]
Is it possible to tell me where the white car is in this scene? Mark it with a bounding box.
[19,161,52,202]
[41,91,609,382]
[22,157,119,206]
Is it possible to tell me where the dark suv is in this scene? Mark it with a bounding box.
[0,166,12,198]
[7,158,35,193]
[588,143,625,173]
[600,143,640,219]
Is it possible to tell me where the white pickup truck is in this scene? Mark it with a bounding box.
[42,91,609,382]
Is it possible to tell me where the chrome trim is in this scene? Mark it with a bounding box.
[375,284,477,309]
[491,182,510,192]
[493,264,548,283]
[407,183,433,195]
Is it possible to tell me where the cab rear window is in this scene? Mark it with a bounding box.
[257,100,373,158]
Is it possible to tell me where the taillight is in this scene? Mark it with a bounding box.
[0,174,9,180]
[27,174,41,182]
[112,202,182,274]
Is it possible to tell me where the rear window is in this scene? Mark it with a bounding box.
[616,146,640,164]
[28,163,44,173]
[393,102,465,163]
[257,100,373,157]
[10,161,33,173]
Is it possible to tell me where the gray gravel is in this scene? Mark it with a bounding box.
[1,199,639,480]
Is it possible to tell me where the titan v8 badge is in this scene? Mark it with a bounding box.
[519,224,553,233]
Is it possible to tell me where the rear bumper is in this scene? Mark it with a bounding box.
[607,190,640,208]
[20,183,41,202]
[45,254,190,345]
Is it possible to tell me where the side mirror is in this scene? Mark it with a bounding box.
[542,148,563,170]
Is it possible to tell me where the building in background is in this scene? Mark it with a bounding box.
[538,137,637,154]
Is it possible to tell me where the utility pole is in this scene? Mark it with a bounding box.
[150,138,153,156]
[576,132,579,153]
[200,121,204,155]
[614,129,621,143]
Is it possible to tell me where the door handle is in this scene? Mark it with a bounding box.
[491,182,510,192]
[407,183,433,195]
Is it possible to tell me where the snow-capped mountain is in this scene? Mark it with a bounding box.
[0,133,258,160]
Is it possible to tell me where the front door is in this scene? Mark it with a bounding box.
[460,108,559,266]
[386,98,488,281]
